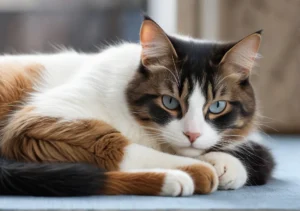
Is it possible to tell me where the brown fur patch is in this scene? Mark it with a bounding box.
[125,57,190,130]
[206,82,214,103]
[222,121,254,142]
[0,63,43,124]
[102,171,164,195]
[0,107,129,171]
[179,79,189,114]
[126,68,181,126]
[209,62,257,142]
[179,164,216,194]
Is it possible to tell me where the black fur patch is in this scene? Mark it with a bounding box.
[148,102,172,125]
[208,110,239,129]
[0,157,106,196]
[219,141,275,186]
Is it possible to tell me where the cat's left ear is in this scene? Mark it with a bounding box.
[220,31,262,78]
[140,16,177,67]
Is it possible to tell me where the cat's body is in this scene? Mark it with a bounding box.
[0,17,274,196]
[0,46,157,148]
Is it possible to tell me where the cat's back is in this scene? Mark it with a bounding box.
[0,51,93,90]
[0,51,87,122]
[0,43,141,90]
[0,43,142,128]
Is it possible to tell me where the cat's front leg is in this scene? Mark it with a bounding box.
[120,143,219,195]
[200,152,248,190]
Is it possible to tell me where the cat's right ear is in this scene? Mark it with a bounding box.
[140,16,177,67]
[219,31,262,79]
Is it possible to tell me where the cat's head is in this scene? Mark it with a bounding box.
[126,16,261,157]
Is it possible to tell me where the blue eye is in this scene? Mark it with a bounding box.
[162,95,179,110]
[209,101,227,114]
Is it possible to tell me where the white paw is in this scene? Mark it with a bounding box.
[161,169,195,196]
[201,152,248,190]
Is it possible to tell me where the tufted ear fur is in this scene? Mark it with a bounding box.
[220,31,262,79]
[140,16,177,67]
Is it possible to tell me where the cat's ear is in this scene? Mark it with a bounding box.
[220,30,262,79]
[140,16,177,66]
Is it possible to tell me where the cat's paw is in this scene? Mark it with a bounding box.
[179,162,219,194]
[161,169,195,196]
[201,152,247,190]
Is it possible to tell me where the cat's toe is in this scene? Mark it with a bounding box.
[179,162,219,194]
[160,170,195,196]
[203,152,247,190]
[218,160,247,190]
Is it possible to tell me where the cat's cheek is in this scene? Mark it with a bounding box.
[161,121,191,147]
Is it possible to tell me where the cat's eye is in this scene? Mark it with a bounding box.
[162,95,179,110]
[209,101,227,114]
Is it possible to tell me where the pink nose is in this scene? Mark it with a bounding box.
[184,132,201,143]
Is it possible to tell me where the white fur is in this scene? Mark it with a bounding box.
[21,44,159,149]
[121,148,219,194]
[0,51,92,90]
[0,42,252,192]
[0,44,159,150]
[201,152,248,190]
[126,169,195,196]
[184,86,220,149]
[120,143,205,170]
[0,44,220,178]
[7,43,219,155]
[0,44,218,181]
[161,170,195,196]
[163,85,220,157]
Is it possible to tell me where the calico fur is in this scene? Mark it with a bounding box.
[0,16,274,196]
[0,63,43,124]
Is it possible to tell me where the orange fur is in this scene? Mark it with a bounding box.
[102,171,164,195]
[179,164,216,194]
[0,63,43,124]
[1,107,129,171]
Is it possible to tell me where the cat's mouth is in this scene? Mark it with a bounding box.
[171,138,218,152]
[172,145,205,157]
[183,145,207,151]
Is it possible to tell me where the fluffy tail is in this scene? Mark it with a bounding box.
[0,157,187,196]
[0,157,107,196]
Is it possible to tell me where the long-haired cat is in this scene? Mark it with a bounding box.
[0,16,274,196]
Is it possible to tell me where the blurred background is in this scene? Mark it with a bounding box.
[0,0,299,134]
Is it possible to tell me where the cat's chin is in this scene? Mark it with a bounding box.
[172,146,204,158]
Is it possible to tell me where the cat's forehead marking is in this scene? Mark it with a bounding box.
[178,79,190,114]
[206,82,214,102]
[180,79,189,99]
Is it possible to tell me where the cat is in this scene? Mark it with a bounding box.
[0,16,274,196]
